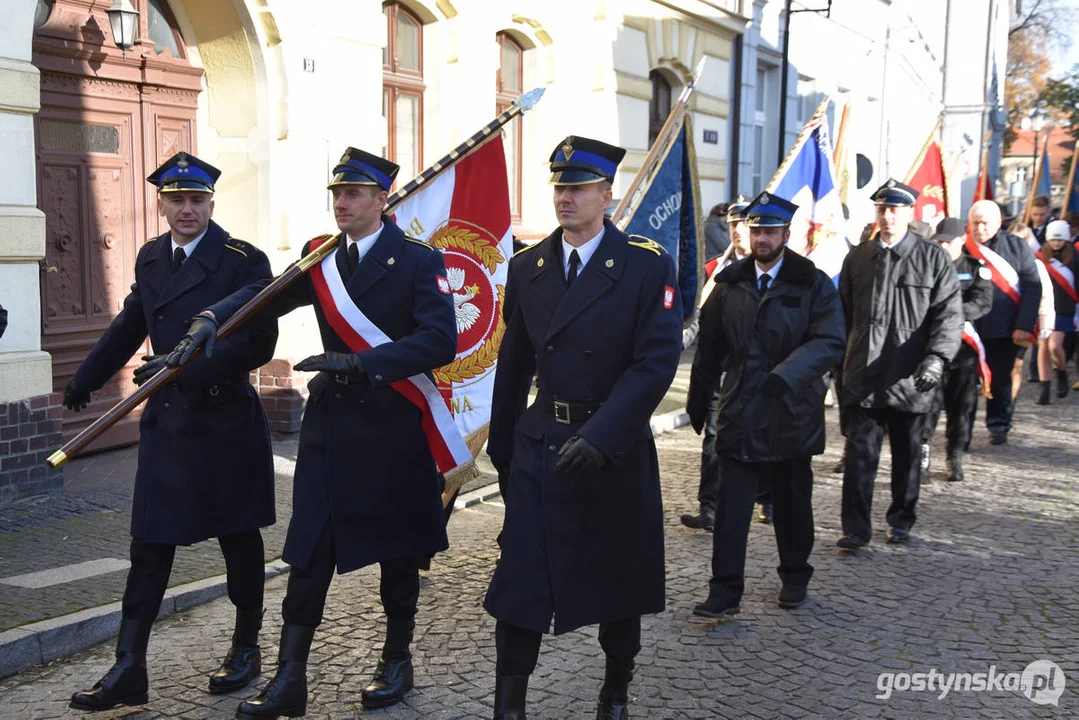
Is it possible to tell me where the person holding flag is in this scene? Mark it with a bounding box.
[920,218,994,483]
[1035,219,1078,403]
[167,148,459,718]
[836,179,962,551]
[484,136,682,719]
[966,200,1042,445]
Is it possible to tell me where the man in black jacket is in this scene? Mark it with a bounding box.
[836,180,962,550]
[921,218,993,482]
[687,191,845,615]
[966,200,1041,444]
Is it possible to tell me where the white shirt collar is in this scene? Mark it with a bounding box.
[879,232,907,249]
[171,228,208,259]
[562,226,605,278]
[347,222,384,262]
[755,255,783,283]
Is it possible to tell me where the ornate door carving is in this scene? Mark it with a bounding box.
[34,0,203,451]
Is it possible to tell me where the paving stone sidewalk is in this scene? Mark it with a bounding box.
[1,385,1076,718]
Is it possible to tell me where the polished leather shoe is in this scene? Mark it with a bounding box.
[493,674,528,719]
[836,534,869,551]
[756,503,773,524]
[885,527,910,545]
[777,585,808,609]
[361,655,414,709]
[679,509,715,531]
[692,591,740,618]
[210,608,262,694]
[70,617,152,711]
[989,431,1007,445]
[236,624,314,719]
[596,682,630,720]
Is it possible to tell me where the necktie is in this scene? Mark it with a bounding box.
[348,242,360,273]
[172,246,186,272]
[759,273,771,294]
[567,249,581,286]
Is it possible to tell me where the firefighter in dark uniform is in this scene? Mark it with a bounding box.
[484,136,682,720]
[921,218,993,482]
[836,179,962,550]
[166,148,457,718]
[65,153,278,711]
[687,192,846,616]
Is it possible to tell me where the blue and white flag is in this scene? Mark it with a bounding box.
[768,110,847,280]
[1037,150,1052,199]
[623,117,703,317]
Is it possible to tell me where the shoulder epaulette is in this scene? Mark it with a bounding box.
[145,235,160,244]
[512,242,538,257]
[225,238,250,257]
[405,237,433,250]
[627,235,664,256]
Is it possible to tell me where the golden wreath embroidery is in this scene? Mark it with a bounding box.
[433,285,506,385]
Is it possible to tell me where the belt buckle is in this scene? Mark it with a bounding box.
[554,400,571,424]
[333,373,349,386]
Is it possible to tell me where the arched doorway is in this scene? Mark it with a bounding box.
[33,0,203,450]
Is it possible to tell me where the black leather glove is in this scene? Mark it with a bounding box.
[132,354,168,386]
[166,312,219,367]
[759,372,790,397]
[63,378,91,412]
[914,355,945,393]
[293,351,365,380]
[554,436,607,477]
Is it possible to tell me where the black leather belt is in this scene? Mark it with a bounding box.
[533,392,601,425]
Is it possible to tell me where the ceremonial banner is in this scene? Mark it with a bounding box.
[961,321,992,397]
[1061,145,1079,215]
[392,137,513,451]
[904,125,949,226]
[767,98,847,280]
[622,115,704,317]
[973,148,994,203]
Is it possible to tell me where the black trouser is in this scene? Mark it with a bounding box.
[281,521,419,654]
[983,337,1021,433]
[710,456,814,600]
[122,531,264,624]
[495,616,640,683]
[923,349,980,451]
[841,406,927,540]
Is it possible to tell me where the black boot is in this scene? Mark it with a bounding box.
[70,617,152,711]
[1057,369,1070,398]
[679,507,714,531]
[209,607,263,694]
[596,665,632,720]
[235,624,314,719]
[361,617,415,709]
[493,674,529,720]
[1037,381,1051,405]
[946,446,964,482]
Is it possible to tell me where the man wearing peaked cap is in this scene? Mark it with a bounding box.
[66,152,278,711]
[687,189,845,617]
[484,135,682,718]
[836,178,962,551]
[166,147,457,718]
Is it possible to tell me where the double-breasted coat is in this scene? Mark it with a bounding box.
[73,220,278,545]
[484,220,683,635]
[207,217,457,574]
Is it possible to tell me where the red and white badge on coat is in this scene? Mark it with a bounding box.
[663,286,675,310]
[437,275,452,295]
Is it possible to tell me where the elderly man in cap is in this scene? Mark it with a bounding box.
[687,191,845,616]
[65,153,278,711]
[484,135,682,719]
[920,218,993,482]
[836,180,962,550]
[680,193,753,533]
[168,148,457,717]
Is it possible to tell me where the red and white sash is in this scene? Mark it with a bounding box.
[1037,252,1078,303]
[965,233,1020,305]
[961,321,992,398]
[308,240,472,475]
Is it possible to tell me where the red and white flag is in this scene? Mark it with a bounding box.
[393,137,514,452]
[904,132,949,227]
[961,321,992,397]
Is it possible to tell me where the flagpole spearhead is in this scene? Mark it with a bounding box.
[514,87,546,113]
[690,57,706,88]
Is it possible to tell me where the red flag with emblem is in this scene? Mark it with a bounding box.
[904,126,949,226]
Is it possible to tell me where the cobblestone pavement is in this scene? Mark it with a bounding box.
[1,384,1076,718]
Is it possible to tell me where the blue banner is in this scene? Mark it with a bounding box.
[1038,150,1052,199]
[623,119,702,317]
